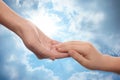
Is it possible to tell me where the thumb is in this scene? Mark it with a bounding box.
[68,50,87,65]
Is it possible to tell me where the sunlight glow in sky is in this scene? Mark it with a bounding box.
[27,10,62,37]
[0,0,120,80]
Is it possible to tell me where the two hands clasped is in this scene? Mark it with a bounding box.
[0,0,120,73]
[19,22,112,72]
[21,25,120,73]
[7,21,120,73]
[19,21,107,72]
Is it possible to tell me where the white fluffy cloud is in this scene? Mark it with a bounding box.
[4,62,60,80]
[26,9,62,37]
[3,43,60,80]
[68,71,114,80]
[1,0,120,80]
[0,26,60,80]
[8,0,106,43]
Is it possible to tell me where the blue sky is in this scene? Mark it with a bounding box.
[0,0,120,80]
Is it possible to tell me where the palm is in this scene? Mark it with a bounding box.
[21,22,69,59]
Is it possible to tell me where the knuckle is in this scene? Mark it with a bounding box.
[86,42,92,47]
[85,42,93,50]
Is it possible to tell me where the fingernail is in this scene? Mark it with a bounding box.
[57,48,62,51]
[50,57,55,61]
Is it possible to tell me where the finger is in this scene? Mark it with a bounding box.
[31,43,55,59]
[35,39,69,60]
[68,50,87,65]
[56,43,88,56]
[36,54,47,59]
[36,49,53,59]
[55,41,84,52]
[51,40,61,45]
[56,41,85,48]
[38,47,69,60]
[41,51,68,60]
[50,48,70,59]
[56,44,80,53]
[55,43,73,52]
[49,57,56,60]
[49,53,69,60]
[55,52,70,59]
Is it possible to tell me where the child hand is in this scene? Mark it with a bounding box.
[56,41,119,72]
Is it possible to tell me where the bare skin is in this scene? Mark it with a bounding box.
[56,41,120,73]
[0,0,69,60]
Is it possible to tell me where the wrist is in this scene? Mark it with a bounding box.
[13,19,30,37]
[99,55,120,73]
[1,13,28,37]
[0,0,28,37]
[109,56,120,73]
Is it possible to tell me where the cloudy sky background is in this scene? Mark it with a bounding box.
[0,0,120,80]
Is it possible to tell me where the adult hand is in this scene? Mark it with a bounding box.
[0,1,69,60]
[20,21,69,60]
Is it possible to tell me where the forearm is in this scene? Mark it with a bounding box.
[0,1,27,37]
[100,55,120,73]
